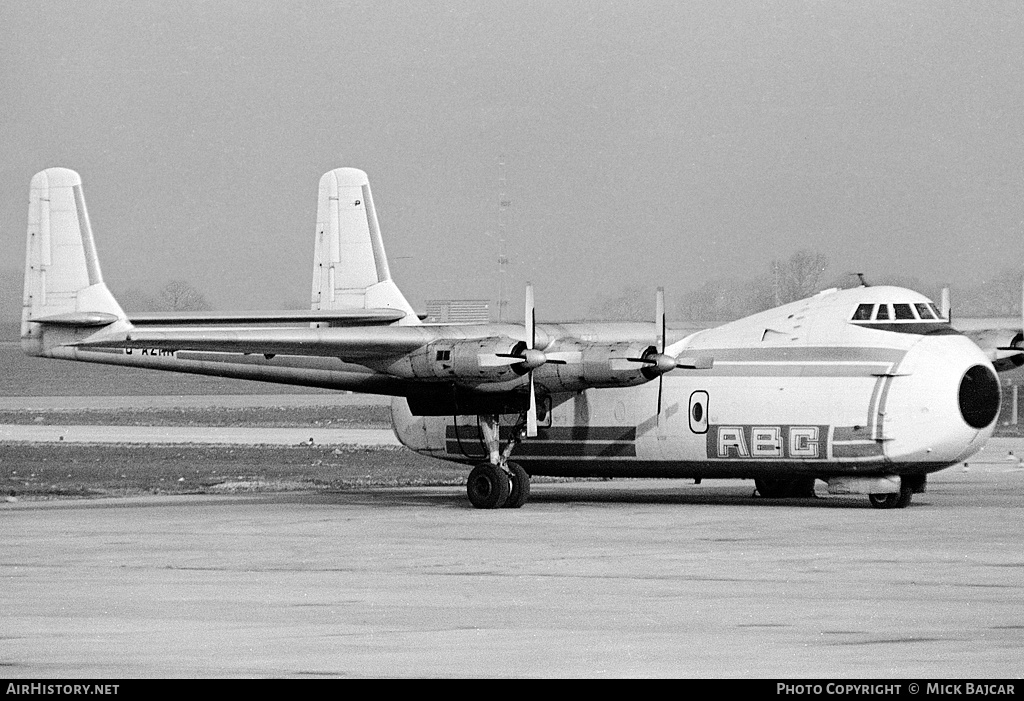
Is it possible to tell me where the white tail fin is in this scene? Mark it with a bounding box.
[311,168,418,325]
[22,168,128,354]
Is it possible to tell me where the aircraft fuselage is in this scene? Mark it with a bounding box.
[394,288,1000,483]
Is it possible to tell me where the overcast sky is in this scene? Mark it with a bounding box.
[2,1,1023,320]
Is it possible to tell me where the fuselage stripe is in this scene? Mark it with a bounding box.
[832,443,885,458]
[444,441,636,458]
[680,347,908,362]
[445,426,636,441]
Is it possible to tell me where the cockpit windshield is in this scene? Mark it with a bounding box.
[850,301,947,323]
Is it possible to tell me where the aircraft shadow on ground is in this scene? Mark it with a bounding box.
[304,486,886,510]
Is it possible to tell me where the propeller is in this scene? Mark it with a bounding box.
[626,287,713,420]
[525,283,539,436]
[493,283,565,437]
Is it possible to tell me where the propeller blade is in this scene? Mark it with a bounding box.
[674,356,714,370]
[525,282,535,351]
[479,354,525,367]
[656,287,665,354]
[525,282,538,437]
[656,288,665,425]
[527,372,538,437]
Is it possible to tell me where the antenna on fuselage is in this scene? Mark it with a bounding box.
[855,272,870,287]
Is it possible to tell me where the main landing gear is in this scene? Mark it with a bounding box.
[465,414,531,509]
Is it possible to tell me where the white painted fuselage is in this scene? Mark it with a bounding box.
[392,286,998,481]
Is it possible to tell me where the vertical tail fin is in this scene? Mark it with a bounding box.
[310,168,419,326]
[22,168,128,355]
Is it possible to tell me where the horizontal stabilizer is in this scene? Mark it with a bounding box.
[30,311,121,327]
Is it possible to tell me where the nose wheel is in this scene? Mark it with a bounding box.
[868,484,913,509]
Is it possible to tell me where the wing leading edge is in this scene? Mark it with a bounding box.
[126,308,409,326]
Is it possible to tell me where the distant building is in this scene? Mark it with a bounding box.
[424,299,490,324]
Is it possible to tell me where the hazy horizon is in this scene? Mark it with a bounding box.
[3,1,1023,321]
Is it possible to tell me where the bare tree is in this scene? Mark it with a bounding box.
[769,250,831,307]
[586,285,651,321]
[678,277,752,322]
[115,280,211,312]
[156,280,211,311]
[953,267,1024,317]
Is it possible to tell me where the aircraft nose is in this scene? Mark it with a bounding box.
[882,336,999,465]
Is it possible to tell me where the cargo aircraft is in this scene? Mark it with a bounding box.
[20,167,1020,509]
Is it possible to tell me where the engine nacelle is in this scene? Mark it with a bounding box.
[380,337,529,386]
[534,341,658,393]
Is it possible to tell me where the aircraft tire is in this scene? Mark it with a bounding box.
[503,462,530,509]
[467,463,511,509]
[868,485,913,509]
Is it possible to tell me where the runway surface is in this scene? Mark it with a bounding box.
[0,393,391,411]
[0,424,401,446]
[2,466,1023,678]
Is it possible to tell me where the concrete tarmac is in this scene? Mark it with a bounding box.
[0,394,391,411]
[0,424,400,446]
[2,465,1023,678]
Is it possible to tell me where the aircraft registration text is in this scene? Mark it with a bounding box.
[124,348,177,357]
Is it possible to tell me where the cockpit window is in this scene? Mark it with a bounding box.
[893,303,915,320]
[853,300,948,324]
[853,304,874,321]
[914,303,935,320]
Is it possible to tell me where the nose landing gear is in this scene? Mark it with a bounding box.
[868,483,914,509]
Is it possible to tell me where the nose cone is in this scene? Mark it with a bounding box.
[883,335,999,465]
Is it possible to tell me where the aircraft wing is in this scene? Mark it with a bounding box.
[944,285,1024,372]
[78,324,436,361]
[958,324,1024,372]
[126,308,409,326]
